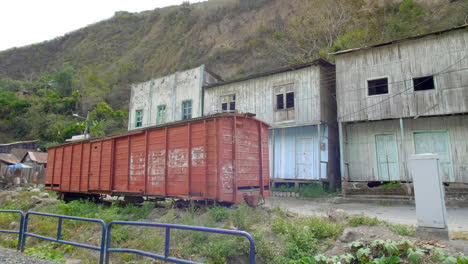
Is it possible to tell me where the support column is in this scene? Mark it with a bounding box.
[338,122,347,197]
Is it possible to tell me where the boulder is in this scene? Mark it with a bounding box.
[339,230,359,243]
[38,192,49,198]
[31,196,43,204]
[30,188,41,193]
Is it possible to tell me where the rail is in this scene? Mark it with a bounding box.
[0,210,25,250]
[105,221,256,264]
[20,211,107,264]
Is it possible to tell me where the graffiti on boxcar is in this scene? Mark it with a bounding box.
[221,162,233,193]
[191,146,206,167]
[168,148,188,168]
[147,150,166,187]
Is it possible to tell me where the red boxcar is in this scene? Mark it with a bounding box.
[45,113,270,204]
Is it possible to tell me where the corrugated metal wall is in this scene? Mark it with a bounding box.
[344,115,468,183]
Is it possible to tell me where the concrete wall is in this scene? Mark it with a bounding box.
[336,28,468,122]
[344,114,468,183]
[128,66,204,130]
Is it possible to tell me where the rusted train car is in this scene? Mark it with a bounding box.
[45,113,270,205]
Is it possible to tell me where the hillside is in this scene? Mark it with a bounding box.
[0,0,467,144]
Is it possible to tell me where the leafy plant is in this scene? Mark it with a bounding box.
[208,205,230,222]
[407,248,424,264]
[348,216,380,227]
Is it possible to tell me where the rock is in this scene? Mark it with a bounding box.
[31,196,43,204]
[65,259,84,264]
[30,188,41,193]
[9,222,17,229]
[27,187,33,191]
[329,209,347,222]
[340,230,359,243]
[15,187,24,192]
[38,192,49,198]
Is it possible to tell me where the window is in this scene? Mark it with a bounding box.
[182,100,192,120]
[276,92,294,110]
[220,94,236,112]
[276,94,284,110]
[413,76,435,91]
[156,105,166,124]
[368,78,388,96]
[286,92,294,108]
[135,110,143,128]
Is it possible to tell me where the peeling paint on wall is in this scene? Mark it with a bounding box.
[221,162,233,193]
[147,150,166,187]
[191,146,206,167]
[168,148,188,168]
[130,153,145,182]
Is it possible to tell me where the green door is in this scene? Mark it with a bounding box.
[375,134,400,181]
[414,131,453,182]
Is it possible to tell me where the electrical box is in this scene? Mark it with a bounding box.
[409,154,447,229]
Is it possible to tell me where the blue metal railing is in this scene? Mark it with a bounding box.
[20,211,107,264]
[0,210,25,250]
[0,210,257,264]
[105,221,256,264]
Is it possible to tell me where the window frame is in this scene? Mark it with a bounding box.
[181,100,192,120]
[366,76,390,97]
[412,75,436,92]
[220,94,236,112]
[156,105,166,125]
[135,109,143,128]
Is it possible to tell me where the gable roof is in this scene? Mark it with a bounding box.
[204,59,334,89]
[23,152,48,164]
[0,153,20,165]
[332,24,468,56]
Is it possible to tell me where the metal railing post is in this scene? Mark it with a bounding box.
[0,210,25,251]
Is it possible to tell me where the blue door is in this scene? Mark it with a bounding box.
[375,134,400,181]
[414,131,453,182]
[295,138,314,179]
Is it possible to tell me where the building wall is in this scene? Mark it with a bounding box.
[128,66,204,130]
[268,125,329,181]
[344,115,468,183]
[204,65,329,127]
[336,28,468,122]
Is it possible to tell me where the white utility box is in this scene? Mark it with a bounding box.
[409,154,447,229]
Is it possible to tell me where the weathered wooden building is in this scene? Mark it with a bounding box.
[128,65,221,130]
[204,60,340,189]
[334,25,468,193]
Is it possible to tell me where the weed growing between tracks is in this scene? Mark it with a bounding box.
[0,189,467,263]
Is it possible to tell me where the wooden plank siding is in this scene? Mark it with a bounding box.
[344,115,468,183]
[204,65,336,127]
[336,29,468,122]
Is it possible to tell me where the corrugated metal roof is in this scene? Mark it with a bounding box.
[26,152,48,164]
[0,153,20,164]
[332,24,468,56]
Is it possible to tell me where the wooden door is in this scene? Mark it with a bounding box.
[375,134,400,181]
[414,131,453,182]
[295,138,313,179]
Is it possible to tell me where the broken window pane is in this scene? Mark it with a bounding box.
[276,94,284,110]
[413,76,435,91]
[286,92,294,108]
[368,78,389,96]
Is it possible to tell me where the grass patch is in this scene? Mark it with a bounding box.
[348,215,380,227]
[386,223,416,236]
[208,205,229,222]
[380,182,402,188]
[272,182,334,197]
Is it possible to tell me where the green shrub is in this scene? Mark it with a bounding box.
[231,203,257,230]
[208,205,229,222]
[25,244,65,262]
[386,223,416,236]
[305,218,344,239]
